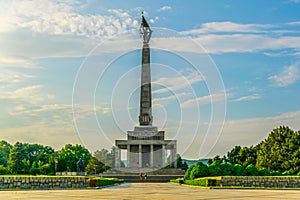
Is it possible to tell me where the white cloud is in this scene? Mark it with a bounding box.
[268,64,300,87]
[158,6,172,11]
[0,85,54,104]
[0,0,138,37]
[0,69,35,87]
[181,93,226,108]
[182,21,273,34]
[10,104,71,116]
[0,57,39,68]
[153,92,191,106]
[231,94,262,102]
[153,69,204,94]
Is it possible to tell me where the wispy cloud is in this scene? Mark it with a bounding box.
[0,69,35,87]
[0,85,54,104]
[153,92,191,106]
[182,21,273,34]
[158,6,172,12]
[268,63,300,87]
[231,94,262,102]
[152,69,204,94]
[181,93,227,108]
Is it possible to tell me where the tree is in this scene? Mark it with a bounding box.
[212,155,222,163]
[256,126,300,174]
[227,145,257,167]
[57,144,91,172]
[86,157,107,174]
[0,140,12,166]
[227,146,242,164]
[8,142,55,174]
[8,142,28,174]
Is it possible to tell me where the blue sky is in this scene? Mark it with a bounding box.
[1,0,300,159]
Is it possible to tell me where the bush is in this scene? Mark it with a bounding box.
[297,171,300,176]
[259,168,270,176]
[234,164,246,176]
[190,162,209,179]
[208,161,221,176]
[245,164,259,176]
[220,162,235,176]
[184,178,217,187]
[29,167,40,175]
[40,164,51,175]
[184,179,206,186]
[0,165,8,175]
[270,170,282,176]
[282,170,293,176]
[184,165,194,180]
[170,178,184,184]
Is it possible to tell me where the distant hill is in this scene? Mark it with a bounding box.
[182,158,210,166]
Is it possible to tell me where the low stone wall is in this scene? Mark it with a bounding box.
[217,176,300,188]
[0,176,87,189]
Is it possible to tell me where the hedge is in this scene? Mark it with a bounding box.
[88,177,124,187]
[171,177,219,187]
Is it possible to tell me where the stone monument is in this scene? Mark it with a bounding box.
[114,14,177,172]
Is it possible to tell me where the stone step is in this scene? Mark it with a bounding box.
[100,174,183,183]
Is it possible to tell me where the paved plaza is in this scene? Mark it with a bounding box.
[1,183,300,199]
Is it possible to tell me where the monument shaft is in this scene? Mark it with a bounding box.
[139,43,153,126]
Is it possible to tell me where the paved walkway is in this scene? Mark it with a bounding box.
[1,183,300,199]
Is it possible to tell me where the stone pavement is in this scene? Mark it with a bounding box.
[1,183,300,199]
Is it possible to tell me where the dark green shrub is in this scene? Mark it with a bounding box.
[282,170,293,176]
[184,165,194,180]
[0,165,8,175]
[234,164,246,176]
[259,168,270,176]
[98,178,123,186]
[190,162,209,179]
[208,161,222,176]
[29,167,40,175]
[245,164,259,176]
[184,178,217,187]
[220,162,235,176]
[170,178,183,184]
[184,179,206,186]
[271,170,282,176]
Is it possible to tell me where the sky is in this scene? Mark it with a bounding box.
[1,0,300,159]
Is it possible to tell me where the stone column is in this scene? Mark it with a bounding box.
[115,146,121,168]
[173,142,177,168]
[162,144,165,168]
[139,144,142,168]
[150,144,153,168]
[127,144,130,168]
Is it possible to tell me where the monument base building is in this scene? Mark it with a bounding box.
[115,126,177,171]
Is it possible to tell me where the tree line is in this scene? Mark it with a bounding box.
[185,126,300,180]
[0,141,117,175]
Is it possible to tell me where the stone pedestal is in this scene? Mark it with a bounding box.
[115,126,177,172]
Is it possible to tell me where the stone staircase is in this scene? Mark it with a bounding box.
[101,168,185,182]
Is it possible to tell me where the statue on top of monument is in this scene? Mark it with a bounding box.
[139,12,152,44]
